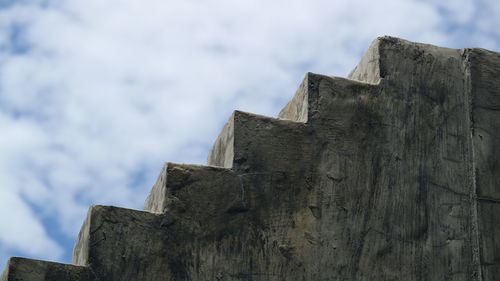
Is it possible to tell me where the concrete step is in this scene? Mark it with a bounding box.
[207,110,311,172]
[142,162,312,238]
[144,162,309,220]
[1,257,93,281]
[144,162,238,214]
[348,36,465,85]
[72,205,179,281]
[71,162,314,281]
[143,162,315,280]
[280,72,380,127]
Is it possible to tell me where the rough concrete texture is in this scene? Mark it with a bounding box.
[0,257,93,281]
[2,36,499,281]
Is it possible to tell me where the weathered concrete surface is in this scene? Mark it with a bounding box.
[72,205,182,281]
[0,257,93,281]
[143,162,312,280]
[279,76,310,122]
[468,47,500,280]
[142,38,498,280]
[2,36,499,281]
[207,110,312,172]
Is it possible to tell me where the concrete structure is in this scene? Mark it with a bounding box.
[2,36,499,281]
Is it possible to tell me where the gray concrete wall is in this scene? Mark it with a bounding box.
[2,36,499,281]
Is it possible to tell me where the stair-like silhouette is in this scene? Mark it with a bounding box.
[2,36,500,281]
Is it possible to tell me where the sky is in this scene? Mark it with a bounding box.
[0,0,499,268]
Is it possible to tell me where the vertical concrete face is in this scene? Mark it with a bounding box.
[304,38,476,281]
[467,48,500,280]
[72,205,184,281]
[207,110,312,173]
[143,162,313,280]
[1,258,93,281]
[1,36,499,281]
[279,74,310,122]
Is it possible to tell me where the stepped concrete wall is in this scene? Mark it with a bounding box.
[2,36,499,281]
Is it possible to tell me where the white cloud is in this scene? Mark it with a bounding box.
[0,0,498,267]
[0,187,63,261]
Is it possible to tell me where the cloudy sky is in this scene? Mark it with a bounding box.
[0,0,499,267]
